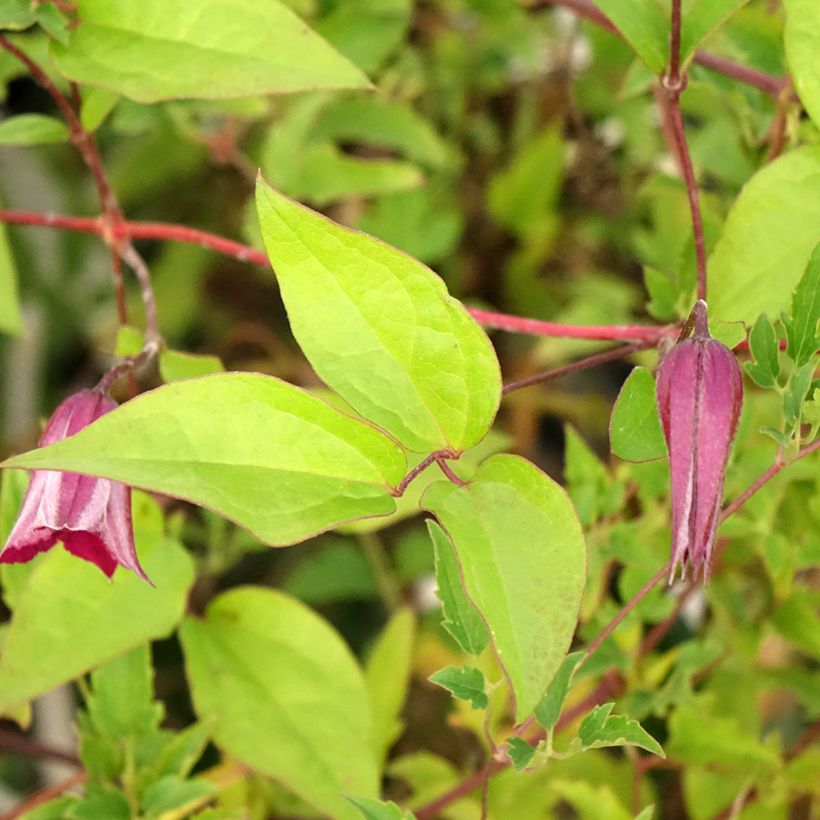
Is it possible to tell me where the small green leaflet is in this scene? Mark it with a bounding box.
[347,796,415,820]
[0,114,69,145]
[428,521,489,656]
[782,242,820,367]
[422,454,586,721]
[744,314,780,389]
[3,373,405,546]
[571,703,664,757]
[256,178,501,454]
[534,651,585,732]
[51,0,370,103]
[505,737,536,772]
[428,666,488,710]
[609,367,667,462]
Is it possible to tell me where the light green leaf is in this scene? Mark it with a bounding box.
[744,314,780,388]
[710,146,820,326]
[51,0,370,104]
[422,454,586,721]
[680,0,749,65]
[316,0,411,74]
[596,0,668,73]
[80,86,119,131]
[0,221,22,335]
[0,494,194,716]
[0,113,69,145]
[574,703,665,757]
[3,373,405,546]
[784,361,815,429]
[609,366,667,462]
[140,777,216,815]
[180,587,378,820]
[634,807,656,820]
[0,0,36,30]
[429,520,489,656]
[783,242,820,367]
[365,607,416,765]
[534,650,585,732]
[311,96,451,169]
[505,737,536,771]
[347,796,415,820]
[771,588,820,656]
[158,349,225,383]
[785,0,820,128]
[428,665,488,710]
[256,179,501,453]
[565,426,624,526]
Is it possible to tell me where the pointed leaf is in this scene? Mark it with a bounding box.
[710,146,820,325]
[256,179,501,453]
[576,703,664,757]
[680,0,749,65]
[3,373,405,546]
[428,665,488,710]
[783,242,820,366]
[180,587,378,820]
[51,0,370,103]
[429,520,489,656]
[505,737,536,771]
[744,314,780,388]
[534,650,585,732]
[595,0,668,73]
[610,367,667,462]
[422,454,586,721]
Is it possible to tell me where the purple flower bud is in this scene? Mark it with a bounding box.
[1,390,148,581]
[656,301,743,583]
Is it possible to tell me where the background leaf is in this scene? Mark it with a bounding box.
[256,179,501,453]
[0,113,69,145]
[784,0,820,128]
[0,221,22,336]
[710,146,820,325]
[0,493,194,716]
[51,0,370,103]
[422,454,586,720]
[3,374,405,546]
[180,587,378,820]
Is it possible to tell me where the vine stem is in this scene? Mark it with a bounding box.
[501,341,653,395]
[0,36,160,385]
[412,441,820,818]
[528,0,787,97]
[0,207,670,344]
[0,771,87,820]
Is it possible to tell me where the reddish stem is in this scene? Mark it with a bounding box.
[530,0,787,97]
[0,771,87,820]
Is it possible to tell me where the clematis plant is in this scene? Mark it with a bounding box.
[656,300,744,583]
[0,389,148,581]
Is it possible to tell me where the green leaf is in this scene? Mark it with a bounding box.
[285,537,377,603]
[505,737,536,772]
[488,127,564,238]
[347,796,415,820]
[80,86,119,131]
[256,179,501,453]
[158,349,225,383]
[316,0,411,74]
[784,361,815,429]
[180,587,378,820]
[3,373,405,546]
[0,493,194,717]
[429,520,489,656]
[783,242,820,366]
[140,776,216,815]
[0,113,69,145]
[785,0,820,129]
[574,703,665,757]
[534,650,585,732]
[428,665,488,710]
[771,588,820,656]
[0,221,22,335]
[609,367,667,462]
[565,426,624,526]
[422,454,586,721]
[51,0,370,104]
[365,607,416,765]
[710,146,820,326]
[0,0,36,30]
[744,314,780,388]
[680,0,749,65]
[595,0,668,73]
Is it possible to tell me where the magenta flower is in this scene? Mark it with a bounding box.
[656,301,743,583]
[0,390,148,581]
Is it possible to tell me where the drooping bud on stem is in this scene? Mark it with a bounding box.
[0,390,148,581]
[655,301,743,583]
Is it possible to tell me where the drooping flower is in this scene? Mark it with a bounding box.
[656,300,743,583]
[0,390,148,581]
